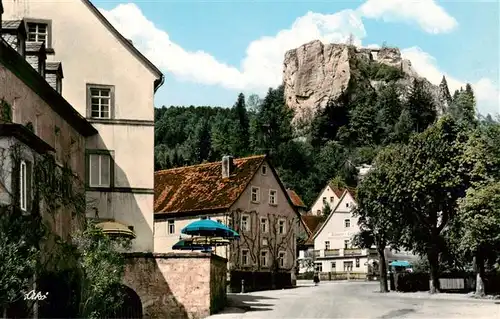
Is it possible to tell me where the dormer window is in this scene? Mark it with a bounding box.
[46,62,63,94]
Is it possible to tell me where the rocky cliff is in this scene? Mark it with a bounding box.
[283,40,449,126]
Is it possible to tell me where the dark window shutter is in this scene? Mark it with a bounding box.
[11,158,20,209]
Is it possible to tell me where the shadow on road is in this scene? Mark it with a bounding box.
[220,294,276,314]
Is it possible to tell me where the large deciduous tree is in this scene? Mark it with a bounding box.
[353,145,404,293]
[395,116,468,293]
[454,120,500,296]
[457,182,500,296]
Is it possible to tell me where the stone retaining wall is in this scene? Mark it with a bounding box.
[122,252,227,319]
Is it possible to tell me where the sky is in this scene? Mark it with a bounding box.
[94,0,500,116]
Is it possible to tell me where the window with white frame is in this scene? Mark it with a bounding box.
[261,165,267,175]
[167,220,175,234]
[27,22,48,43]
[278,251,286,267]
[330,196,334,202]
[346,202,350,208]
[278,219,286,234]
[322,197,327,203]
[241,249,249,266]
[260,217,268,233]
[88,85,113,119]
[20,160,27,211]
[344,239,349,249]
[316,210,321,215]
[251,186,260,203]
[344,219,351,228]
[331,262,336,271]
[269,189,277,205]
[356,258,360,268]
[325,241,330,250]
[241,215,250,231]
[260,251,268,267]
[88,153,111,187]
[344,261,353,271]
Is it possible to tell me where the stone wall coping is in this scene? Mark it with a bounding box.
[122,252,228,262]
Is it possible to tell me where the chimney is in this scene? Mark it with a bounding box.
[222,155,234,179]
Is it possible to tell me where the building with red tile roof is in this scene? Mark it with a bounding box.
[154,155,307,286]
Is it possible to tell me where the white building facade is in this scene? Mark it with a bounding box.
[312,188,378,277]
[3,0,164,252]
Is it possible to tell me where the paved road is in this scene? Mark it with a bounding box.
[208,281,500,318]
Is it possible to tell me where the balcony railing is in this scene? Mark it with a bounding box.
[324,249,340,257]
[343,248,363,256]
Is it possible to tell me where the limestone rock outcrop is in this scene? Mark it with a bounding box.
[283,40,447,126]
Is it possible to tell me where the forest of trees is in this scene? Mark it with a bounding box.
[154,76,489,207]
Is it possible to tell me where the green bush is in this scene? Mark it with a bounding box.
[356,59,404,82]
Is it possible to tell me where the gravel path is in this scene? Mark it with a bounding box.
[207,281,500,318]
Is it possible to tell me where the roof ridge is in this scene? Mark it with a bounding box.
[155,154,266,174]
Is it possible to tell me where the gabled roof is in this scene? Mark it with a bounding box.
[311,181,345,209]
[154,155,305,226]
[81,0,164,91]
[312,189,357,241]
[329,182,345,198]
[305,221,324,245]
[154,155,267,216]
[301,215,323,235]
[287,189,306,208]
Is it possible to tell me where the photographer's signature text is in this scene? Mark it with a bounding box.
[23,290,49,301]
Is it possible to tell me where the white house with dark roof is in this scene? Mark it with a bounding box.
[310,182,347,216]
[311,187,377,276]
[312,186,418,278]
[2,0,164,252]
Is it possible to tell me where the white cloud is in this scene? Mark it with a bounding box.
[358,0,458,34]
[100,4,365,93]
[100,2,497,116]
[402,47,499,116]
